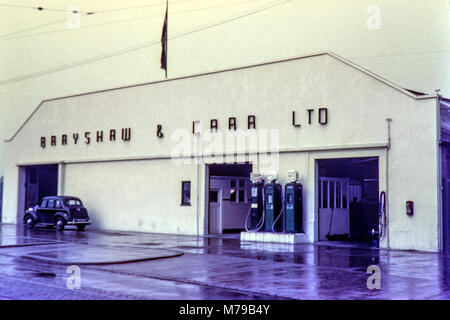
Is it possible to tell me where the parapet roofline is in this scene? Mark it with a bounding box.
[5,51,439,143]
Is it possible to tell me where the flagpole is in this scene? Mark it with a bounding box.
[160,0,168,79]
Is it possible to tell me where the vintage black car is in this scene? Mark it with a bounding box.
[23,196,91,231]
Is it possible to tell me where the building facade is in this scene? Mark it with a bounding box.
[2,52,448,252]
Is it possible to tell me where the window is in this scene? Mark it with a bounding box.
[238,189,245,202]
[229,179,248,204]
[336,182,341,209]
[342,182,348,209]
[181,181,191,205]
[55,200,62,209]
[47,199,55,208]
[230,189,236,202]
[322,181,328,209]
[65,199,82,206]
[41,199,47,207]
[209,190,218,203]
[329,181,335,209]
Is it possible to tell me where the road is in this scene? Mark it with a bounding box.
[0,224,449,300]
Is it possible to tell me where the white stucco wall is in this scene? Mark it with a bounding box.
[1,53,440,251]
[63,160,200,235]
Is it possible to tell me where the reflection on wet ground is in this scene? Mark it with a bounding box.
[1,224,450,299]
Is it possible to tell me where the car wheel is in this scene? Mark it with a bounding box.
[55,217,66,231]
[76,225,86,231]
[24,216,35,229]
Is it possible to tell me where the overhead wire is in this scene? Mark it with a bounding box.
[0,18,67,39]
[0,0,267,42]
[0,2,85,13]
[92,0,202,14]
[0,0,201,39]
[170,0,293,41]
[0,0,294,86]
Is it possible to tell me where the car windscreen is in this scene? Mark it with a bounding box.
[65,199,82,206]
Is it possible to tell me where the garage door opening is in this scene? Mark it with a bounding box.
[207,163,252,234]
[23,165,58,210]
[317,157,379,245]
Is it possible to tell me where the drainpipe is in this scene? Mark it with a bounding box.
[385,118,392,249]
[436,89,443,252]
[196,131,202,239]
[197,162,201,238]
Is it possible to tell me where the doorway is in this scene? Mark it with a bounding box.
[443,179,450,253]
[0,176,3,223]
[207,163,252,234]
[318,177,350,241]
[317,157,379,244]
[24,165,58,210]
[441,143,450,253]
[209,188,222,234]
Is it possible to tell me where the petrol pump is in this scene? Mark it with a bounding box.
[284,170,303,233]
[264,175,283,232]
[249,173,264,230]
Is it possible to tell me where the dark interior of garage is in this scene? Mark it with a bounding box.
[208,163,253,177]
[318,157,379,244]
[25,165,58,209]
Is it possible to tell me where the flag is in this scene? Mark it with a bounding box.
[160,1,168,77]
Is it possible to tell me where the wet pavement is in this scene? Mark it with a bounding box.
[0,223,450,300]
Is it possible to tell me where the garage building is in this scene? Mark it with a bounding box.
[2,52,449,252]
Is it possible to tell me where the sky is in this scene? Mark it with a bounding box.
[0,0,449,176]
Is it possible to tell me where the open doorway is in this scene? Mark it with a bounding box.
[317,157,379,244]
[24,165,58,210]
[0,176,3,223]
[207,163,252,234]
